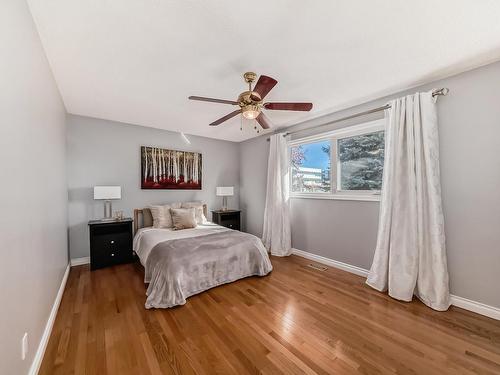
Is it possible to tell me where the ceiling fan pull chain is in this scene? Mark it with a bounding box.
[254,121,259,133]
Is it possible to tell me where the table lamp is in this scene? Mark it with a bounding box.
[93,186,121,220]
[216,186,233,211]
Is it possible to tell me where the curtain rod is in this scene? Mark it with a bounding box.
[266,87,449,141]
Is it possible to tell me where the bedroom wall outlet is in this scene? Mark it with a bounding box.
[21,332,28,360]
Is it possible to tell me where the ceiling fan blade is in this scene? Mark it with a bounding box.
[264,102,313,111]
[256,112,271,129]
[209,109,242,126]
[189,96,239,105]
[252,75,278,100]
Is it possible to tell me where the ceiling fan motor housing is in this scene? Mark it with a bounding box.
[238,91,261,106]
[238,90,262,119]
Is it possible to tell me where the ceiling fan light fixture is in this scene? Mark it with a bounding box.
[242,105,260,120]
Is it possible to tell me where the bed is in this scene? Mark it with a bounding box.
[133,205,273,308]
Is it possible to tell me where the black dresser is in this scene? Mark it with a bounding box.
[211,210,241,231]
[88,218,134,270]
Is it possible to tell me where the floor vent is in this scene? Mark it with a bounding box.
[307,263,328,271]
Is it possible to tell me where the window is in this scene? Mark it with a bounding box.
[291,140,331,193]
[289,119,385,201]
[338,131,384,191]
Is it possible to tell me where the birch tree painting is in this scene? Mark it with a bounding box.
[141,146,202,189]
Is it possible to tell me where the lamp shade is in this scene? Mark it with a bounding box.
[216,186,234,197]
[93,186,121,200]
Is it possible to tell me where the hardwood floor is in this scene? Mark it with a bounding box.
[40,255,500,375]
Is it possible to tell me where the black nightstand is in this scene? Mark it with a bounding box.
[211,210,241,231]
[88,218,134,270]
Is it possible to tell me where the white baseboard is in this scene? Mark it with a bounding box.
[28,263,70,375]
[450,295,500,321]
[292,248,369,277]
[70,256,90,266]
[291,248,500,321]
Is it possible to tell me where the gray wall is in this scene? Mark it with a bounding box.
[240,61,500,309]
[0,1,68,374]
[67,115,240,259]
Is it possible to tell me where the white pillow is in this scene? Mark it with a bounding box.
[169,202,183,209]
[181,202,207,224]
[148,204,173,228]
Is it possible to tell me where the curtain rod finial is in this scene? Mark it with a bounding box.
[435,87,449,96]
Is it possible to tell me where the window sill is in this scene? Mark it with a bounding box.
[290,193,381,202]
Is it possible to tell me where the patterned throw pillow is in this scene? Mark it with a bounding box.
[181,201,208,224]
[170,208,197,230]
[148,204,173,228]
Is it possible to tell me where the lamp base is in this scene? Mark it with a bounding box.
[103,200,113,220]
[221,196,228,211]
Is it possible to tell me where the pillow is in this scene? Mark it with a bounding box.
[169,202,183,209]
[181,202,207,224]
[148,204,173,228]
[170,208,197,230]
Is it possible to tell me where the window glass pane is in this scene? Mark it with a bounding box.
[291,140,331,193]
[338,131,384,191]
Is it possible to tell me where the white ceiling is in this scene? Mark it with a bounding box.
[28,0,500,142]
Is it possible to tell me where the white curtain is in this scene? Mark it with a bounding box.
[262,134,292,256]
[366,90,451,311]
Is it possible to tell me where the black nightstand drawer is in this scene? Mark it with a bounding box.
[92,246,127,269]
[220,219,239,230]
[211,210,241,231]
[93,232,130,252]
[220,213,239,221]
[89,219,133,270]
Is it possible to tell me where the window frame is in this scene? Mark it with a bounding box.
[288,119,385,202]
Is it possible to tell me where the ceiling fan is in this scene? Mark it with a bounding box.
[188,72,313,130]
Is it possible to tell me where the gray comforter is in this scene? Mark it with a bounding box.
[144,230,272,308]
